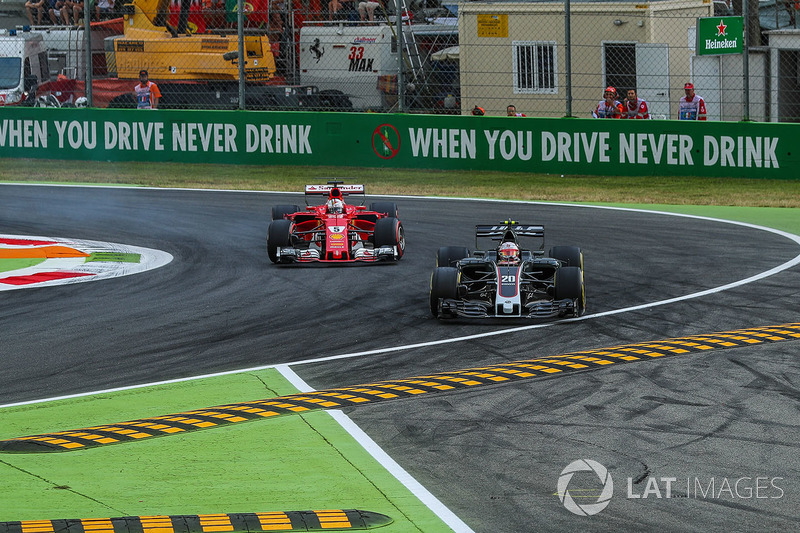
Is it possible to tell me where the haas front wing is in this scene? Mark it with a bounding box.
[438,261,581,318]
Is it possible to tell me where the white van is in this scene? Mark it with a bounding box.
[0,29,49,105]
[299,24,401,111]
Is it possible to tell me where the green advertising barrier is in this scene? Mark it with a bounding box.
[1,107,798,179]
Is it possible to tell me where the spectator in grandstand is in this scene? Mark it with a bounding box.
[60,0,78,24]
[48,0,64,24]
[72,0,85,24]
[95,0,114,19]
[506,104,525,117]
[622,88,650,119]
[678,82,707,120]
[329,0,356,20]
[25,0,46,24]
[358,0,381,22]
[592,86,623,118]
[134,70,162,110]
[203,0,225,27]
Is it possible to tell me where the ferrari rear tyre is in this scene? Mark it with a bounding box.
[374,217,405,259]
[550,246,583,270]
[267,219,293,263]
[272,204,301,220]
[369,202,399,219]
[436,246,470,267]
[554,266,586,316]
[430,267,459,318]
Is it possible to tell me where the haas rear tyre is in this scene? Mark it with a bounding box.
[554,266,586,317]
[550,246,583,270]
[436,246,470,267]
[267,219,293,263]
[373,217,405,259]
[430,267,459,318]
[369,202,399,219]
[272,204,301,220]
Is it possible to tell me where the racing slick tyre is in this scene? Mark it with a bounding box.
[436,246,470,267]
[369,202,399,219]
[554,266,586,317]
[373,217,405,259]
[430,267,459,318]
[550,246,583,270]
[267,219,293,263]
[272,205,301,220]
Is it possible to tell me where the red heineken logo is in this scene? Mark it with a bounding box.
[716,19,727,36]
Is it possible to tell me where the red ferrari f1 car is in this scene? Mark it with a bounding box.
[267,182,405,264]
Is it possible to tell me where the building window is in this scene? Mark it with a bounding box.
[513,41,557,94]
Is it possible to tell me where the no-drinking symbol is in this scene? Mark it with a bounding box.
[372,124,400,159]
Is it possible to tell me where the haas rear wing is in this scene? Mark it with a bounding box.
[475,222,545,251]
[475,223,545,239]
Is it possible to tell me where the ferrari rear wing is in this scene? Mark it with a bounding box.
[304,184,365,195]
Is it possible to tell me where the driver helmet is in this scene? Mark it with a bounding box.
[75,97,88,108]
[497,241,520,265]
[326,198,344,214]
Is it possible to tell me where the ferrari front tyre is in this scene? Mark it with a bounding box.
[374,217,405,259]
[271,204,301,220]
[549,245,583,270]
[369,201,399,219]
[436,246,470,267]
[430,266,459,318]
[267,219,293,263]
[554,266,586,316]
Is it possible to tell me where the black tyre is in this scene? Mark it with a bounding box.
[369,202,399,219]
[554,266,586,316]
[272,204,301,220]
[550,245,583,270]
[430,267,459,318]
[108,93,136,109]
[319,89,353,111]
[373,217,405,259]
[267,219,293,263]
[436,246,470,267]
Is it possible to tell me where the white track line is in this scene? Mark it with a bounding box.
[3,202,799,407]
[4,186,799,533]
[277,364,475,533]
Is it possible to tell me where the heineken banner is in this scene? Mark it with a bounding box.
[697,16,744,56]
[0,107,798,179]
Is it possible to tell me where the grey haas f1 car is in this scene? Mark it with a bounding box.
[430,221,585,319]
[267,182,405,264]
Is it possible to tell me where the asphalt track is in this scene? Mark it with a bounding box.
[2,184,800,531]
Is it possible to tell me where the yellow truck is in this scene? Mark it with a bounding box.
[23,0,341,109]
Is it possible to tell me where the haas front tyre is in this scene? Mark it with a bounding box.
[267,219,293,263]
[550,246,583,270]
[373,217,405,259]
[554,266,586,317]
[436,246,470,267]
[430,267,459,318]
